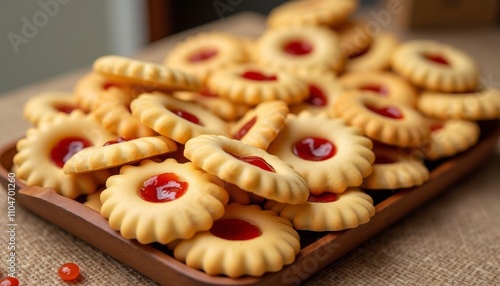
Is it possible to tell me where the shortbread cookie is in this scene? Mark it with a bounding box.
[333,91,430,147]
[256,25,344,73]
[335,20,372,58]
[423,119,480,160]
[391,40,479,93]
[84,190,103,212]
[230,100,289,150]
[164,32,247,82]
[265,188,375,231]
[131,92,229,144]
[184,135,309,204]
[418,88,500,120]
[339,71,418,107]
[93,55,201,92]
[345,32,399,72]
[13,111,115,198]
[267,0,358,28]
[268,112,374,194]
[23,91,82,126]
[206,64,308,106]
[225,184,266,205]
[63,136,177,174]
[173,203,300,278]
[100,159,228,244]
[361,146,429,190]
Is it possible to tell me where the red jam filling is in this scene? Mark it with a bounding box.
[103,82,121,90]
[210,219,261,240]
[188,48,218,63]
[305,85,328,106]
[359,84,389,96]
[430,123,444,133]
[233,116,257,140]
[307,192,338,203]
[58,262,80,281]
[366,104,404,119]
[283,40,313,56]
[103,137,131,146]
[374,155,396,164]
[241,71,277,81]
[170,109,202,125]
[50,137,91,168]
[423,53,450,66]
[200,89,218,98]
[292,137,336,161]
[230,153,275,172]
[139,173,187,203]
[54,104,78,114]
[348,46,370,59]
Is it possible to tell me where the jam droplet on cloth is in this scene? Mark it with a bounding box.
[50,137,91,168]
[292,137,336,161]
[139,173,188,203]
[57,262,80,281]
[307,192,338,203]
[0,277,19,286]
[210,219,262,240]
[233,116,257,140]
[365,104,404,119]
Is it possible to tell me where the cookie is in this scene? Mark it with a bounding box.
[63,136,178,174]
[83,190,103,212]
[23,91,82,126]
[333,91,430,148]
[418,88,500,120]
[267,0,358,29]
[173,203,300,278]
[164,32,247,82]
[265,188,375,231]
[335,20,372,58]
[93,55,201,92]
[391,40,479,93]
[206,63,308,106]
[230,100,289,150]
[184,135,309,204]
[13,111,116,198]
[100,158,228,244]
[256,25,344,73]
[339,71,418,107]
[130,92,229,144]
[345,32,399,72]
[267,112,374,194]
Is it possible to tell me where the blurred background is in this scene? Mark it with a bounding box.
[0,0,498,94]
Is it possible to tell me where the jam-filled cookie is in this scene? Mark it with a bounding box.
[63,136,178,174]
[164,32,247,82]
[265,188,375,231]
[230,100,289,150]
[335,20,372,59]
[206,64,309,106]
[100,158,228,244]
[13,111,115,198]
[184,135,309,204]
[345,32,399,72]
[23,91,82,126]
[173,203,300,278]
[391,40,479,93]
[130,92,229,144]
[256,25,344,73]
[333,91,430,148]
[267,112,374,194]
[83,190,103,212]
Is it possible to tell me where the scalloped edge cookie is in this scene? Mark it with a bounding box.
[335,20,372,58]
[23,91,82,126]
[345,32,399,72]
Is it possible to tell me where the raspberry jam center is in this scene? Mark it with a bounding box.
[359,84,389,96]
[430,123,444,133]
[103,81,121,90]
[233,116,257,140]
[171,109,202,125]
[292,137,336,161]
[305,85,328,106]
[230,153,275,172]
[54,104,78,114]
[374,155,396,164]
[348,46,370,59]
[423,53,450,66]
[283,40,313,55]
[366,104,404,119]
[139,172,187,203]
[188,48,218,62]
[241,71,277,81]
[210,219,261,240]
[50,137,91,168]
[307,192,338,203]
[103,137,131,146]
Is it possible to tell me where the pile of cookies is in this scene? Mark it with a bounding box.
[14,0,500,279]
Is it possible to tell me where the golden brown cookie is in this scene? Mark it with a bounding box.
[345,32,399,72]
[335,20,372,58]
[23,91,82,126]
[83,190,103,212]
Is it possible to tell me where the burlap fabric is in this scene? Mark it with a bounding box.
[1,12,499,286]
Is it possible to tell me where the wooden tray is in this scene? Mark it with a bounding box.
[1,120,499,286]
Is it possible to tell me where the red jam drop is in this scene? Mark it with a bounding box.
[200,89,218,98]
[210,219,261,240]
[307,192,338,203]
[423,53,450,66]
[305,85,328,106]
[230,153,275,172]
[54,104,78,114]
[103,137,131,146]
[374,155,396,164]
[57,262,80,281]
[171,109,202,125]
[188,48,218,63]
[0,277,19,286]
[50,137,91,168]
[292,137,336,161]
[283,40,313,56]
[359,84,389,96]
[139,173,187,203]
[348,46,370,59]
[103,82,121,90]
[430,123,444,133]
[366,104,404,120]
[241,71,277,81]
[233,116,257,140]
